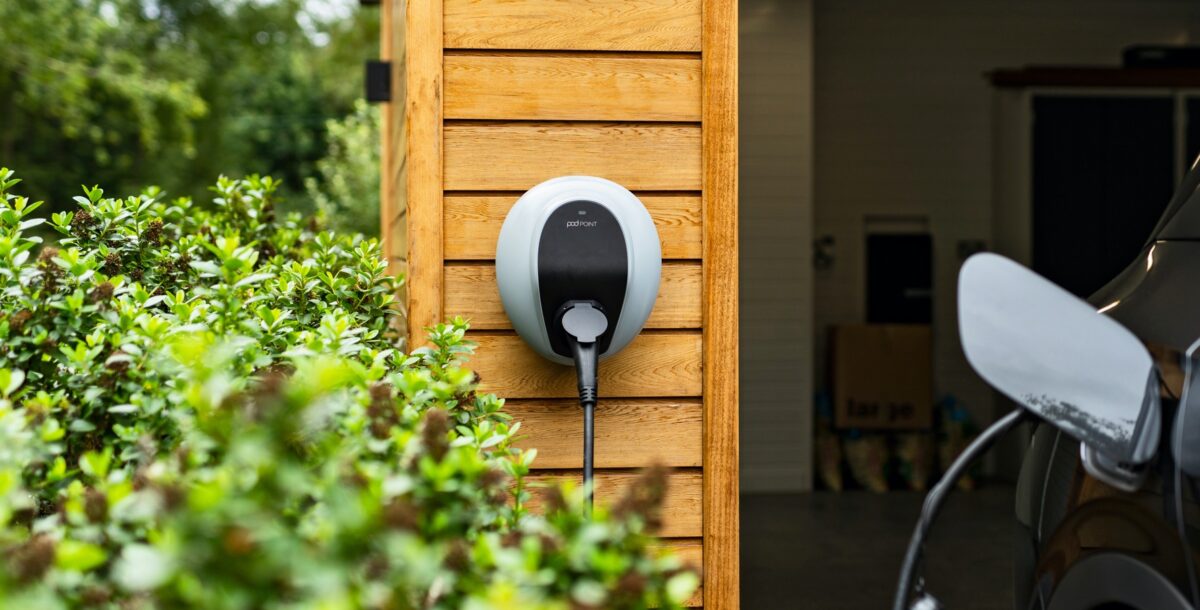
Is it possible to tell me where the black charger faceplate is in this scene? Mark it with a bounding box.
[537,200,628,358]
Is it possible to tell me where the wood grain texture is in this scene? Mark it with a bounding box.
[701,0,739,607]
[443,0,702,52]
[382,0,407,337]
[444,262,701,329]
[403,0,442,347]
[379,0,394,260]
[443,122,702,191]
[660,537,703,571]
[444,193,702,260]
[388,259,409,326]
[506,399,702,468]
[387,211,408,264]
[525,470,702,537]
[390,0,737,604]
[468,331,702,398]
[444,54,701,121]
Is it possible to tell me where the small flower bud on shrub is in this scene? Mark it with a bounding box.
[84,488,108,523]
[10,535,55,584]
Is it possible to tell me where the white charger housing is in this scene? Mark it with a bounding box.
[495,176,662,365]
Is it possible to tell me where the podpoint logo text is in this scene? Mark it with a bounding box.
[566,220,599,228]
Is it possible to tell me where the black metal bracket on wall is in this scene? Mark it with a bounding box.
[365,61,391,103]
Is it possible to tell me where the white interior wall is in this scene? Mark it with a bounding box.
[740,0,815,492]
[812,0,1200,435]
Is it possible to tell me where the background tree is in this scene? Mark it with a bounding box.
[306,100,380,235]
[0,0,378,220]
[0,0,206,207]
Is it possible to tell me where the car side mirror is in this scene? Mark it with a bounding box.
[958,254,1161,488]
[1173,339,1200,477]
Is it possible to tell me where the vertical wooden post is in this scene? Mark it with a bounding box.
[404,0,443,348]
[379,0,393,261]
[702,0,740,608]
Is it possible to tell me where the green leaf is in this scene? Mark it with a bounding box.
[571,581,607,606]
[666,571,701,604]
[69,419,97,433]
[40,419,65,442]
[189,261,221,276]
[113,544,172,591]
[0,368,24,397]
[47,457,67,481]
[234,273,273,288]
[55,540,108,572]
[80,448,113,479]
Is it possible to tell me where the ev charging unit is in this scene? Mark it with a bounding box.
[495,176,662,507]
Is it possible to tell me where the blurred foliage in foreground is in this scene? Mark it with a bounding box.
[0,0,379,225]
[0,169,696,609]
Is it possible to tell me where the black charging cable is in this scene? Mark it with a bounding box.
[893,408,1029,610]
[561,301,609,512]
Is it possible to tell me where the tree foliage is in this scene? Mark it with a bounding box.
[307,100,380,236]
[0,0,376,213]
[0,0,206,207]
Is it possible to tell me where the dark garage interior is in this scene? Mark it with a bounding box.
[739,1,1200,607]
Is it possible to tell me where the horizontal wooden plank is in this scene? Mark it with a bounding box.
[443,123,702,191]
[656,538,703,607]
[655,538,702,568]
[468,331,702,398]
[443,0,702,52]
[444,193,701,260]
[507,399,702,468]
[445,262,701,330]
[445,54,701,122]
[525,470,702,537]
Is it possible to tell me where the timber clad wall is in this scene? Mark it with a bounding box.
[382,1,737,607]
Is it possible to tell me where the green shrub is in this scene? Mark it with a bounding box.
[0,169,697,609]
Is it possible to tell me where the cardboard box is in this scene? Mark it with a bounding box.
[832,324,933,430]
